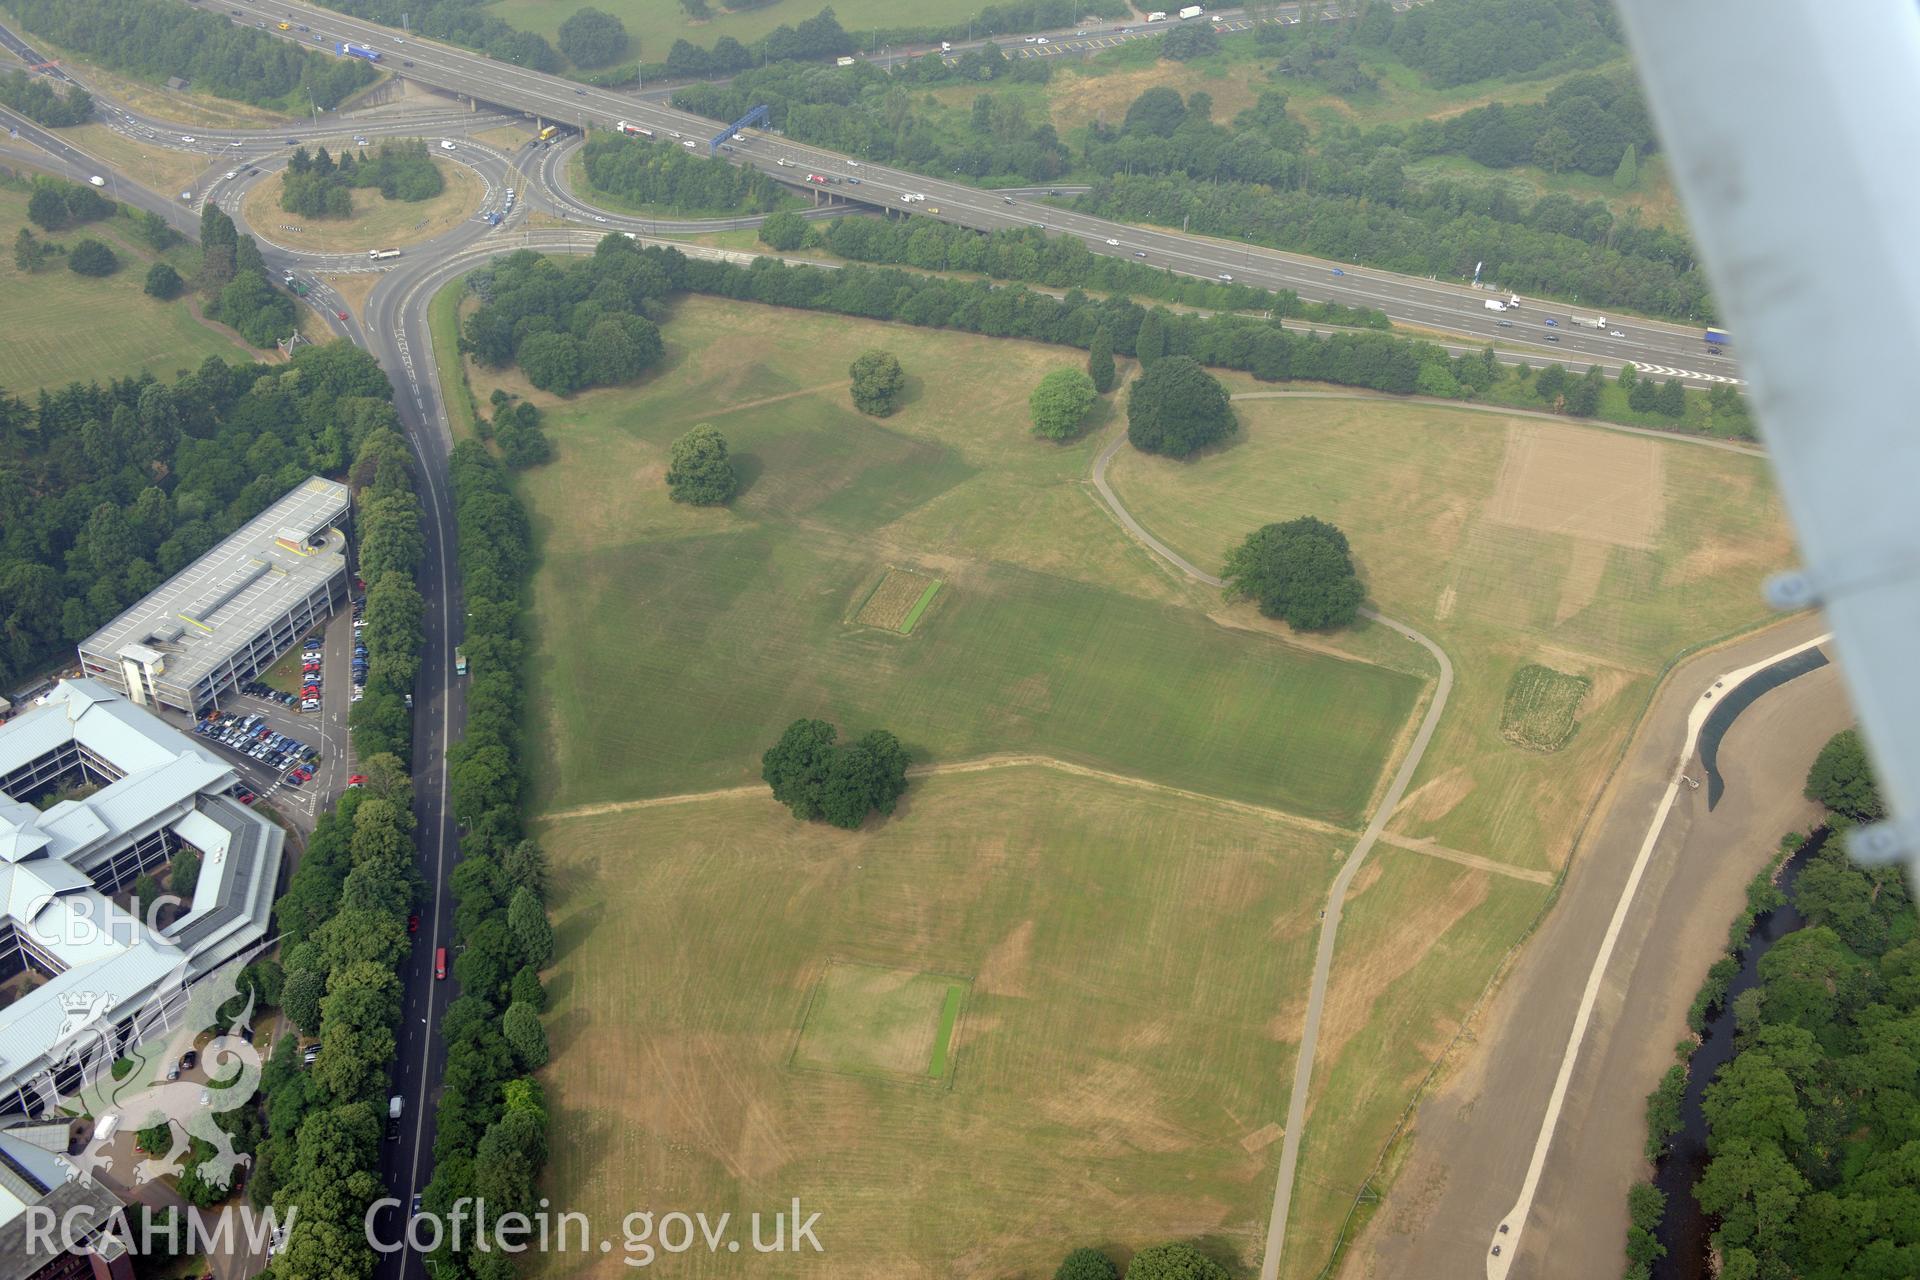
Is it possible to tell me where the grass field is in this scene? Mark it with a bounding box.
[1106,390,1792,871]
[478,289,1781,1278]
[1281,847,1551,1277]
[0,188,254,392]
[491,0,980,61]
[64,126,210,204]
[240,160,481,254]
[534,765,1345,1278]
[509,297,1425,824]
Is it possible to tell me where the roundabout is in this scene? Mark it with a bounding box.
[237,152,487,257]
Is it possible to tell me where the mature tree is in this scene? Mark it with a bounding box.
[1160,23,1220,60]
[1221,516,1365,630]
[1612,143,1639,190]
[507,887,554,970]
[1029,368,1098,441]
[758,209,810,251]
[816,730,911,830]
[67,238,117,276]
[557,6,628,68]
[1628,375,1658,413]
[680,0,713,17]
[665,424,737,505]
[1127,356,1234,458]
[1087,326,1116,394]
[1134,308,1168,367]
[849,349,906,416]
[1805,729,1884,821]
[762,720,910,828]
[518,331,584,396]
[170,848,201,898]
[762,718,839,822]
[502,1001,549,1069]
[1056,1248,1120,1280]
[26,184,68,230]
[1534,362,1569,403]
[1655,377,1686,417]
[1125,1243,1230,1280]
[280,964,327,1036]
[143,261,183,299]
[13,227,51,271]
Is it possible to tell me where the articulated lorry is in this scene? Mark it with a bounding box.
[1178,5,1207,18]
[1704,327,1732,349]
[1571,314,1608,329]
[339,42,381,62]
[616,121,654,139]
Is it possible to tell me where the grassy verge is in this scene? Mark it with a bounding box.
[240,159,481,255]
[0,186,254,390]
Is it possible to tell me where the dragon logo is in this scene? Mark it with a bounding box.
[32,957,263,1193]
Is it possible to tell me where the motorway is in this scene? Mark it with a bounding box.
[198,0,1742,386]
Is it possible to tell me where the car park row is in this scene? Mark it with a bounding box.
[195,711,319,790]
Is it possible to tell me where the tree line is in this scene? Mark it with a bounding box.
[9,0,375,111]
[580,134,786,215]
[464,235,1745,447]
[281,141,444,220]
[417,441,557,1280]
[198,203,299,347]
[675,59,1074,185]
[0,68,93,126]
[255,426,428,1280]
[1667,733,1918,1280]
[799,214,1389,327]
[0,341,399,689]
[1363,0,1624,88]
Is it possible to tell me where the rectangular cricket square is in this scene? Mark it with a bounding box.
[854,568,944,633]
[793,961,969,1081]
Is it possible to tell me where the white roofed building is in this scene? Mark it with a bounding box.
[0,680,283,1115]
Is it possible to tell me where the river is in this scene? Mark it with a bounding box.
[1649,827,1826,1278]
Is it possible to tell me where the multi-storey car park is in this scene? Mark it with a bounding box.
[0,680,284,1115]
[77,477,352,716]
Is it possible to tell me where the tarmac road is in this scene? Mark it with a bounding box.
[1342,611,1843,1280]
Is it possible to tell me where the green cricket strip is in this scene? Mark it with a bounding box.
[898,579,944,634]
[929,983,965,1078]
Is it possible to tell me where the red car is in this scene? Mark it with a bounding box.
[347,774,367,787]
[408,912,420,933]
[336,310,349,321]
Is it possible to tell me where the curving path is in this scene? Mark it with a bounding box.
[1090,427,1456,1280]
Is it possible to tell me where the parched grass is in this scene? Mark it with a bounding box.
[1280,847,1551,1280]
[535,765,1343,1279]
[1498,663,1592,752]
[64,126,209,203]
[240,160,481,255]
[1106,388,1792,870]
[791,962,965,1082]
[519,297,1424,825]
[851,567,941,632]
[0,190,254,391]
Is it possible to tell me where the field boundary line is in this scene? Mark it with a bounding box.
[687,379,846,421]
[1374,834,1554,887]
[535,753,1384,843]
